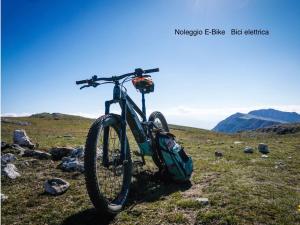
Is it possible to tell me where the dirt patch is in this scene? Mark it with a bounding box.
[182,173,220,198]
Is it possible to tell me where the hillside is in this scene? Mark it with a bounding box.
[213,109,300,133]
[1,114,300,225]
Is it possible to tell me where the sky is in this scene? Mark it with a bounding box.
[2,0,300,129]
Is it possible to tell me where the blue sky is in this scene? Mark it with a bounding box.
[2,0,300,129]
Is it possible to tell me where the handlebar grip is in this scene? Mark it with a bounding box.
[76,79,89,85]
[144,68,159,73]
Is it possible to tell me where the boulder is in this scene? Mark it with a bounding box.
[59,157,84,172]
[70,146,84,159]
[10,144,26,155]
[1,193,8,203]
[23,149,51,160]
[258,143,269,154]
[244,146,254,154]
[49,147,75,160]
[1,153,17,164]
[1,141,10,150]
[13,130,35,149]
[44,178,70,195]
[1,163,20,179]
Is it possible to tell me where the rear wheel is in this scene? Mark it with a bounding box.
[149,111,169,170]
[149,111,169,132]
[84,114,132,215]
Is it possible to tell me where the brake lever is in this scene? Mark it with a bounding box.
[80,85,90,90]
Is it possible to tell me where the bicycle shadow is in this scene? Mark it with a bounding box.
[61,170,192,225]
[128,169,192,205]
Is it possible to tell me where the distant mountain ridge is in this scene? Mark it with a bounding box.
[212,109,300,133]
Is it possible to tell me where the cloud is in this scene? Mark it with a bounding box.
[1,112,32,117]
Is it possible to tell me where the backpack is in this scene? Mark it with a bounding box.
[155,131,193,182]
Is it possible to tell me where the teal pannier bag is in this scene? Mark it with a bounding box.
[155,131,193,182]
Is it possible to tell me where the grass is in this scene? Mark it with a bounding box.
[1,115,300,225]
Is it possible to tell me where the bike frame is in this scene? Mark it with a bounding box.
[104,82,153,162]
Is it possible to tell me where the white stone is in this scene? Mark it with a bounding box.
[1,193,8,202]
[13,130,35,148]
[44,178,70,195]
[196,197,209,205]
[2,163,20,179]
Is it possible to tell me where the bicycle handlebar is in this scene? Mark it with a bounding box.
[75,68,159,86]
[76,79,90,85]
[144,68,159,73]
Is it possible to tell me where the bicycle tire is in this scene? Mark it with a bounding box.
[84,114,132,215]
[148,111,169,170]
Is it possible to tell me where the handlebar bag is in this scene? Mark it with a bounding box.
[132,76,154,94]
[155,131,193,182]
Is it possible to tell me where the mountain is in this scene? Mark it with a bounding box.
[249,109,300,122]
[212,109,300,133]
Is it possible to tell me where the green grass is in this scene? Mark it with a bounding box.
[1,115,300,225]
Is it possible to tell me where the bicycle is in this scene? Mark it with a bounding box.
[76,68,169,215]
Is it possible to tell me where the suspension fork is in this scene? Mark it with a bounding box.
[120,98,127,161]
[103,96,128,164]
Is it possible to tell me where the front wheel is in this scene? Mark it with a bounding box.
[84,114,132,215]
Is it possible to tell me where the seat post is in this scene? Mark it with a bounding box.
[141,91,146,121]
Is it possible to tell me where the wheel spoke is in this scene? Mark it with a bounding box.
[96,125,124,202]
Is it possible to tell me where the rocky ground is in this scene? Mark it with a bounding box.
[1,115,300,225]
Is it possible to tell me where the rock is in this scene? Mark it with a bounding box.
[244,146,254,154]
[275,161,285,169]
[70,147,84,159]
[258,143,269,154]
[234,141,243,145]
[288,156,292,159]
[1,144,26,155]
[97,147,103,159]
[2,118,31,126]
[49,147,75,160]
[1,153,17,164]
[22,159,39,167]
[23,149,51,160]
[214,151,223,157]
[206,139,212,143]
[59,157,84,172]
[1,193,8,203]
[2,163,20,179]
[1,141,10,150]
[196,197,209,205]
[261,154,269,158]
[10,144,26,155]
[13,130,35,149]
[63,134,73,138]
[44,178,70,195]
